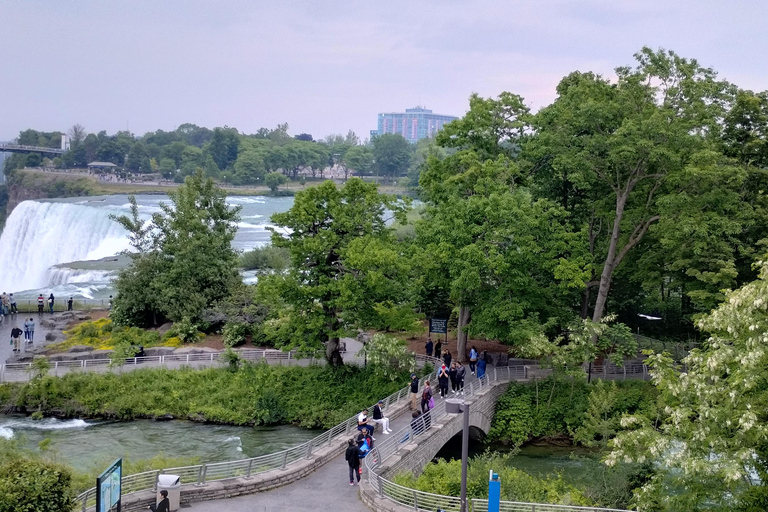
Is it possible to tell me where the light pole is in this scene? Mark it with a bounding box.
[460,401,470,512]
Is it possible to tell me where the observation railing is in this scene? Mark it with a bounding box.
[73,354,443,512]
[364,365,634,512]
[0,349,362,383]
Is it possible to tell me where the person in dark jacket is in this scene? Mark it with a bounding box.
[421,380,433,413]
[409,373,420,411]
[443,350,452,368]
[47,293,55,314]
[434,340,442,360]
[148,489,170,512]
[425,338,433,357]
[456,363,466,394]
[449,362,458,393]
[345,438,362,485]
[438,364,450,398]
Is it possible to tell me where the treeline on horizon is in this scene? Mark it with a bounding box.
[1,121,431,187]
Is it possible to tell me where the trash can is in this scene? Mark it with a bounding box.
[157,474,181,511]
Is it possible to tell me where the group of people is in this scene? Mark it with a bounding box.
[345,343,493,487]
[10,318,36,352]
[346,400,392,485]
[426,339,487,379]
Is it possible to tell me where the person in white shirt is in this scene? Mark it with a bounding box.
[357,409,375,437]
[371,400,392,434]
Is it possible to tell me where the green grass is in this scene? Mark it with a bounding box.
[1,363,415,428]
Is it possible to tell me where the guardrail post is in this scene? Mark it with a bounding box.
[305,441,313,458]
[81,495,87,512]
[378,473,384,497]
[494,367,497,381]
[413,490,418,511]
[197,465,207,485]
[281,451,288,469]
[153,470,160,491]
[345,418,353,435]
[246,459,253,478]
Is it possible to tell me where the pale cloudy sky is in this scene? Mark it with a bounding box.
[1,0,766,141]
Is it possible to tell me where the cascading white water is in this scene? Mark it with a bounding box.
[0,200,130,292]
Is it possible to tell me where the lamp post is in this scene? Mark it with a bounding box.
[460,401,470,512]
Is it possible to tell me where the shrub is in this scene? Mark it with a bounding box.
[222,322,250,348]
[169,318,202,343]
[0,458,76,512]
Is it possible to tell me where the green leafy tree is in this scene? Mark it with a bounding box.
[110,170,241,326]
[526,47,735,328]
[609,261,768,511]
[126,141,151,172]
[157,157,177,179]
[233,149,266,184]
[208,127,240,171]
[264,171,287,192]
[372,133,412,183]
[261,178,409,362]
[343,145,374,176]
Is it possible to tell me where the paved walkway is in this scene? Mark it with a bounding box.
[186,363,475,512]
[0,310,62,363]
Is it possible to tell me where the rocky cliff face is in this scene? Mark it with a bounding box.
[4,170,93,217]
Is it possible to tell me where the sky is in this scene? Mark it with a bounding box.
[1,0,767,142]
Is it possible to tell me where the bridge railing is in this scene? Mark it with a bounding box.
[73,354,443,512]
[364,365,634,512]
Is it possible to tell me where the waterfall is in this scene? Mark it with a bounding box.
[0,200,130,292]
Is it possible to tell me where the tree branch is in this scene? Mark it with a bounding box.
[615,215,661,267]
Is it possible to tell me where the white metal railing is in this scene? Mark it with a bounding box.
[364,365,634,512]
[73,354,443,512]
[1,349,366,383]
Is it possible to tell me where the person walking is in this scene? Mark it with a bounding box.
[345,438,362,485]
[421,380,433,413]
[37,294,44,314]
[372,400,392,434]
[449,362,458,393]
[23,318,30,342]
[456,362,466,395]
[469,346,478,375]
[1,293,9,316]
[11,325,22,353]
[477,351,487,379]
[48,293,55,314]
[434,340,442,361]
[9,294,17,314]
[425,338,433,357]
[67,297,74,311]
[443,349,452,368]
[27,318,35,343]
[409,373,420,411]
[438,364,450,398]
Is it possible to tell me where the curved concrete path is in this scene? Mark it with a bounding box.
[186,366,476,512]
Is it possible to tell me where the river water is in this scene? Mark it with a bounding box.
[0,415,317,474]
[0,194,294,299]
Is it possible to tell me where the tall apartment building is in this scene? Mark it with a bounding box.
[374,107,458,143]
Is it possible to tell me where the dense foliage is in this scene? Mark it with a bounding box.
[488,378,659,448]
[394,454,590,506]
[3,123,419,187]
[111,170,241,327]
[0,439,76,512]
[609,262,768,511]
[1,363,415,428]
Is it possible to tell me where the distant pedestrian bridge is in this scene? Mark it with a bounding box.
[0,143,65,156]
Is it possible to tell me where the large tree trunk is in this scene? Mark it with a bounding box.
[592,191,629,324]
[457,305,471,362]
